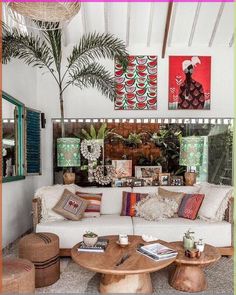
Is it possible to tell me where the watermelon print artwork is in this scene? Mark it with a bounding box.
[115,56,157,110]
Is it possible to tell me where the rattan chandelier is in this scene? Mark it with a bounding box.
[6,2,81,31]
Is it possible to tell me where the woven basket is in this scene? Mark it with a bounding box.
[8,2,81,22]
[3,258,35,293]
[19,233,60,288]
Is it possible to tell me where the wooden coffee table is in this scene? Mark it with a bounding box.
[71,235,176,294]
[169,241,221,292]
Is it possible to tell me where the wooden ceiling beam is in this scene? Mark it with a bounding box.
[188,3,201,47]
[209,3,225,47]
[81,2,88,35]
[126,3,131,47]
[162,2,173,59]
[147,2,155,47]
[104,2,109,34]
[229,33,234,47]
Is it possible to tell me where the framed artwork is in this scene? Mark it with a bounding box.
[169,56,211,110]
[170,176,184,186]
[135,166,162,178]
[114,56,157,110]
[112,160,132,177]
[159,173,171,186]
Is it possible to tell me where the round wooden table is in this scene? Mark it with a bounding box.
[168,242,221,293]
[71,235,176,294]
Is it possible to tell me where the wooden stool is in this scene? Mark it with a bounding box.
[19,232,60,288]
[3,258,35,293]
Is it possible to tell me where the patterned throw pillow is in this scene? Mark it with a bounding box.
[178,194,205,220]
[158,188,184,213]
[121,191,148,217]
[53,189,88,221]
[76,192,102,217]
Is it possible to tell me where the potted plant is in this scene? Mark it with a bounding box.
[83,231,98,247]
[112,132,147,148]
[183,229,195,250]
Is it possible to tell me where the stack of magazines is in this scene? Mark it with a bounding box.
[77,238,109,253]
[137,243,178,261]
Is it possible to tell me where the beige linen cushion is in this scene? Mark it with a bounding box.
[35,184,81,222]
[135,196,178,221]
[198,183,233,221]
[53,189,88,221]
[157,187,184,213]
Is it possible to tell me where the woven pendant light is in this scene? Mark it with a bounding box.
[6,2,81,30]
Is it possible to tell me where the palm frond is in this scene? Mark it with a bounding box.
[66,62,115,100]
[2,23,54,72]
[67,32,128,73]
[40,22,62,74]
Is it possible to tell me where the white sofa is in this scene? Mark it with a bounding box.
[33,185,233,254]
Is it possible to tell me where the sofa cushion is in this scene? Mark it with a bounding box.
[158,188,184,213]
[53,189,88,221]
[198,183,233,221]
[121,191,148,216]
[35,184,79,222]
[132,217,231,247]
[76,191,102,217]
[178,194,205,220]
[135,197,178,221]
[132,185,200,194]
[36,215,133,249]
[71,187,132,215]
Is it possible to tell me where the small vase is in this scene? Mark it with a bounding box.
[183,236,194,250]
[83,235,98,247]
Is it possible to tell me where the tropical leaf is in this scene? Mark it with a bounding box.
[81,128,92,140]
[67,32,128,73]
[66,62,115,101]
[90,124,97,139]
[97,123,107,139]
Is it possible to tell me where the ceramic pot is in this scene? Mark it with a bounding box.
[83,235,98,247]
[183,237,194,250]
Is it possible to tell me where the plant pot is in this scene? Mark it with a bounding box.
[183,236,194,250]
[83,235,98,247]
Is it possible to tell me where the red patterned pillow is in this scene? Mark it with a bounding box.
[121,191,148,217]
[76,192,102,218]
[178,194,205,220]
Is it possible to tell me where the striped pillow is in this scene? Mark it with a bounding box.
[121,191,148,217]
[178,194,205,220]
[76,192,102,218]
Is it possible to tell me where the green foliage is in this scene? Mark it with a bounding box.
[113,132,147,148]
[81,123,114,140]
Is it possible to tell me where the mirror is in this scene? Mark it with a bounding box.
[2,92,25,182]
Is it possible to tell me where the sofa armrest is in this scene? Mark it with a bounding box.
[224,197,234,224]
[32,198,42,231]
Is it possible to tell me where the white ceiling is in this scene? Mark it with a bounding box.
[64,2,234,49]
[3,2,234,49]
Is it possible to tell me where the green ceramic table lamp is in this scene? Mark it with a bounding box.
[57,138,80,184]
[179,136,204,186]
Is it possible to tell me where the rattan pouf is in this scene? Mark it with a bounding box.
[19,233,60,288]
[3,257,35,293]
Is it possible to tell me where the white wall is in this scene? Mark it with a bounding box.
[2,45,234,247]
[2,61,39,248]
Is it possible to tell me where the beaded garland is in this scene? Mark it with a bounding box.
[93,165,115,185]
[81,140,101,161]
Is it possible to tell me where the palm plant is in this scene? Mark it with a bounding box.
[2,22,128,137]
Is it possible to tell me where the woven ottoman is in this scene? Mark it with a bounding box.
[19,233,60,288]
[3,258,35,293]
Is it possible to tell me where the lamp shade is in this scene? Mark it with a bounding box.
[57,138,80,167]
[179,136,204,167]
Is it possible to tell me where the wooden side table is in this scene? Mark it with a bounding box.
[169,241,221,292]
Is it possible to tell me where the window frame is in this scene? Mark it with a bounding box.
[2,91,25,183]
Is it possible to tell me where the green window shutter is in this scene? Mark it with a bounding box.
[25,108,41,175]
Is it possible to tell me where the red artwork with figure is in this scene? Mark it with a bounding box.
[169,56,211,110]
